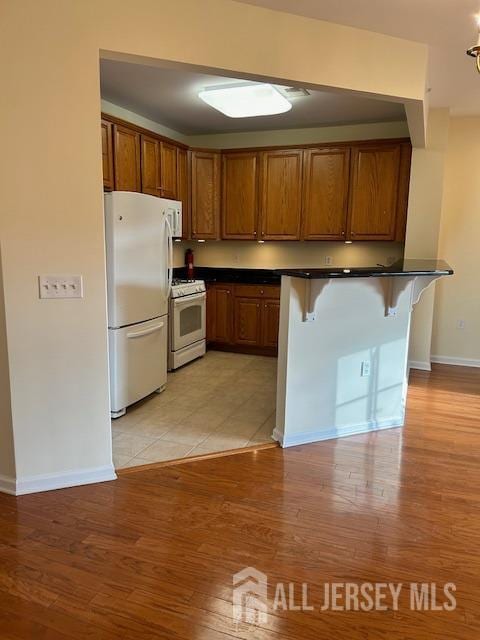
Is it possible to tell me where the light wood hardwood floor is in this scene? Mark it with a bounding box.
[0,364,479,638]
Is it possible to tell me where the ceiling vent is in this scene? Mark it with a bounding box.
[276,86,310,99]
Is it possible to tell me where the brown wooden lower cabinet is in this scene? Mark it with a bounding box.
[207,283,280,354]
[207,284,233,344]
[234,297,262,346]
[262,299,280,348]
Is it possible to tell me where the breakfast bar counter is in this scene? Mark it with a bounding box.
[272,260,453,447]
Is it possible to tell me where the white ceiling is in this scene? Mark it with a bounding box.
[236,0,480,114]
[100,60,405,135]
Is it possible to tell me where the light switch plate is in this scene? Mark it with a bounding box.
[39,275,83,299]
[361,360,371,377]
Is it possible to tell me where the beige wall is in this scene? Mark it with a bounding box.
[404,109,450,369]
[0,0,427,491]
[176,240,403,269]
[187,120,409,149]
[0,248,16,482]
[431,117,480,365]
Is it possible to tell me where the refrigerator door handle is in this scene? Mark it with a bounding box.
[127,322,164,339]
[165,215,173,299]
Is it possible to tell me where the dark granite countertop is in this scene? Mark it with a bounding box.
[173,266,281,285]
[275,259,454,279]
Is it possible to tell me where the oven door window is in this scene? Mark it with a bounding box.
[180,304,201,336]
[173,295,206,351]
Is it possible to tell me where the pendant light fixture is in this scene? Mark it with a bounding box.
[466,15,480,73]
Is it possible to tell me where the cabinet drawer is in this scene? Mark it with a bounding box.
[234,284,280,299]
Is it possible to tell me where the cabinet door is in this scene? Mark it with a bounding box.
[206,284,216,343]
[234,297,262,346]
[141,135,161,196]
[262,300,280,348]
[222,152,259,239]
[191,151,220,239]
[160,141,177,199]
[101,120,114,190]
[302,148,350,240]
[394,142,412,242]
[113,124,141,192]
[213,285,233,343]
[259,149,303,240]
[176,147,190,239]
[348,145,401,240]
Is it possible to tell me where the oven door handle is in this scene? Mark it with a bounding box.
[173,292,206,306]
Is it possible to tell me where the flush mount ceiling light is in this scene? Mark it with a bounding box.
[466,14,480,73]
[198,83,292,118]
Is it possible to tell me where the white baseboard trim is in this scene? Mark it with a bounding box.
[431,355,480,368]
[273,418,403,448]
[0,465,117,496]
[408,360,432,371]
[0,474,17,495]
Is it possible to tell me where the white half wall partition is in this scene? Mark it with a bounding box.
[274,262,453,447]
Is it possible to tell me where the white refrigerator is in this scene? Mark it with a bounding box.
[105,191,181,418]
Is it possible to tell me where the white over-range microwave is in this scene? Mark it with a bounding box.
[165,200,182,238]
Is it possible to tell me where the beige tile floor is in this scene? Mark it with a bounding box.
[112,351,277,469]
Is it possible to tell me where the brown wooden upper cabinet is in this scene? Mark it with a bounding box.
[102,114,412,243]
[141,135,161,197]
[176,147,190,239]
[259,149,303,240]
[302,147,350,240]
[160,141,177,199]
[113,124,141,192]
[348,144,401,241]
[191,150,221,240]
[101,120,114,190]
[222,152,259,239]
[394,142,412,242]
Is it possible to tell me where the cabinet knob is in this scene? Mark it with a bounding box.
[260,290,264,294]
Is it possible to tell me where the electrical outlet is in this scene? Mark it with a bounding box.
[324,256,333,266]
[456,319,465,330]
[39,275,83,299]
[361,361,371,377]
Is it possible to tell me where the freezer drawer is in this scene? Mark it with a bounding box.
[109,316,167,416]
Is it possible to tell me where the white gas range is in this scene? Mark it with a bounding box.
[168,278,206,370]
